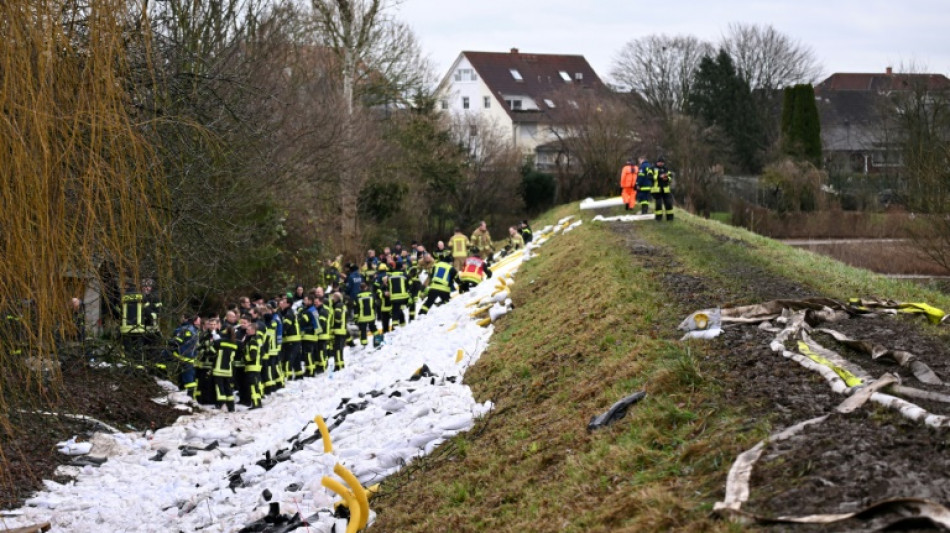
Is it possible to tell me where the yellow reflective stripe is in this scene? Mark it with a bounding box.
[897,302,947,324]
[796,341,863,387]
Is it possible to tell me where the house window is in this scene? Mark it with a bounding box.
[510,68,523,81]
[543,98,556,108]
[483,96,491,109]
[575,72,583,81]
[462,96,470,109]
[441,100,448,110]
[469,124,478,137]
[559,71,571,82]
[506,99,523,110]
[454,68,477,82]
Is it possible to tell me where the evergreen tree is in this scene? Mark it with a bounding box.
[781,84,822,166]
[687,49,764,173]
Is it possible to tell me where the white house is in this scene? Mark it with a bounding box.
[435,48,605,160]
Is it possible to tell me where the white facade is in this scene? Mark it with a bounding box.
[436,53,558,156]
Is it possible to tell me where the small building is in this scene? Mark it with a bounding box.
[815,68,950,176]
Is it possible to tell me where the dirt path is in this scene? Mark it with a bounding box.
[610,221,950,531]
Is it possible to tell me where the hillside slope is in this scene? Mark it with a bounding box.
[370,206,950,532]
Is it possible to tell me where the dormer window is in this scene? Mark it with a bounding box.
[575,72,583,81]
[559,71,571,82]
[454,68,477,82]
[510,68,524,81]
[544,98,556,108]
[505,99,523,110]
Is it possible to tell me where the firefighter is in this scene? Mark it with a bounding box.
[195,316,218,405]
[240,317,263,409]
[141,278,162,360]
[170,314,201,400]
[354,283,377,347]
[406,261,423,322]
[298,294,318,379]
[119,283,146,363]
[458,247,493,293]
[520,220,533,244]
[388,261,411,328]
[620,158,638,210]
[635,156,653,215]
[420,259,457,315]
[278,296,301,381]
[376,272,394,333]
[212,320,238,412]
[448,227,470,271]
[651,156,674,221]
[314,295,331,374]
[432,240,451,262]
[470,221,494,261]
[506,226,524,254]
[330,292,347,370]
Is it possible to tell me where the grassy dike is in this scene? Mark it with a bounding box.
[371,206,757,533]
[370,205,950,532]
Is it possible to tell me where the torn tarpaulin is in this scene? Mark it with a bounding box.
[587,391,646,432]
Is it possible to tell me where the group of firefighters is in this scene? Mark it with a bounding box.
[117,220,533,412]
[619,156,675,221]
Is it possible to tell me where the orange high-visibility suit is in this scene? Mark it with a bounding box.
[620,162,638,210]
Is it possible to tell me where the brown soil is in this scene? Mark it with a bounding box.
[0,353,182,508]
[611,222,950,532]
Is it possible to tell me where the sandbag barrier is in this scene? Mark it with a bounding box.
[677,297,950,528]
[467,215,580,329]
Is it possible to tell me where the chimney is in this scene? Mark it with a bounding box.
[510,48,519,55]
[886,66,893,75]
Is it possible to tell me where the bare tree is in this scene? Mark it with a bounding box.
[310,0,431,256]
[446,114,524,228]
[610,34,713,121]
[544,86,639,200]
[721,22,823,91]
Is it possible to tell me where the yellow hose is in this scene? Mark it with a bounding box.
[446,322,458,332]
[456,349,464,363]
[335,463,370,529]
[476,317,491,327]
[322,477,361,533]
[314,415,333,453]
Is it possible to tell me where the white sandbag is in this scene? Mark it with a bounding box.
[439,414,474,431]
[489,305,509,322]
[680,327,723,340]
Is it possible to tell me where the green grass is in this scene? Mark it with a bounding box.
[369,204,950,532]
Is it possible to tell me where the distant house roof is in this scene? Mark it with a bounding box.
[816,69,950,93]
[462,49,605,122]
[816,91,885,151]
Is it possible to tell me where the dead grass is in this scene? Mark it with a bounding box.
[793,241,950,276]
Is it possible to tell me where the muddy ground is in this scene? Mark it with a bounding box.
[612,222,950,532]
[0,354,182,508]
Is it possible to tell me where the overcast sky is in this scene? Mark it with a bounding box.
[395,0,950,85]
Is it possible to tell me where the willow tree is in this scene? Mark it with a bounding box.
[0,0,166,470]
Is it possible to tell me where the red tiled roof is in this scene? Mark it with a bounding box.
[462,50,605,120]
[816,72,950,93]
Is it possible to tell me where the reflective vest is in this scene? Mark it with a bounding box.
[449,234,469,258]
[430,262,453,291]
[170,324,198,364]
[243,331,263,372]
[299,305,318,342]
[120,292,144,334]
[459,257,486,284]
[389,271,410,301]
[651,166,673,194]
[266,316,280,357]
[213,340,238,377]
[356,291,376,323]
[317,305,332,341]
[281,308,300,343]
[332,302,346,335]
